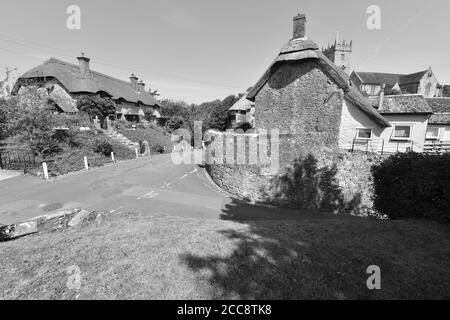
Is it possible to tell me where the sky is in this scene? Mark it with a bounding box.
[0,0,449,103]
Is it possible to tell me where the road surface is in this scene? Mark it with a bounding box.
[0,154,328,225]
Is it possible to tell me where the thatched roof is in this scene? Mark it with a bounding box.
[369,94,433,114]
[246,37,390,127]
[14,58,159,107]
[229,93,254,111]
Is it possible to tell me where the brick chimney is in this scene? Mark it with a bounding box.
[130,74,138,91]
[293,13,306,39]
[137,80,145,92]
[77,52,90,75]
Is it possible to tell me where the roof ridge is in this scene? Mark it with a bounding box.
[44,57,150,95]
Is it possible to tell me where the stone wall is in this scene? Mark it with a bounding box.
[255,60,344,151]
[206,149,382,215]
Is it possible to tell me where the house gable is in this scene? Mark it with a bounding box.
[255,59,344,149]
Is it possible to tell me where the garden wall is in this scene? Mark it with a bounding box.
[205,145,382,215]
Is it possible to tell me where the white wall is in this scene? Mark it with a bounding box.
[338,98,384,151]
[338,98,429,153]
[427,124,450,142]
[379,114,429,152]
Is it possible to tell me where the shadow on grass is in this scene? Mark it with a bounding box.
[180,197,450,299]
[180,197,370,299]
[180,153,450,299]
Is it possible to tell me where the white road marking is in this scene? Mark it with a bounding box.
[110,206,123,213]
[179,174,188,180]
[138,191,160,200]
[189,169,198,174]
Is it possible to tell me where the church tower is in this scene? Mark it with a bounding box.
[322,34,352,74]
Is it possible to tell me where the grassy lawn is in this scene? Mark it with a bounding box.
[119,126,173,153]
[1,211,449,300]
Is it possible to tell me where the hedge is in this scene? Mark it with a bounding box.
[371,152,450,222]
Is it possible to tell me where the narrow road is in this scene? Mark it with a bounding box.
[0,154,327,225]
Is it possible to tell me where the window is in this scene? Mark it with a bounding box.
[392,125,412,140]
[426,127,440,140]
[341,53,345,61]
[356,128,373,140]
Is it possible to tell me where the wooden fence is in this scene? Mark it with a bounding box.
[423,142,450,154]
[350,138,417,155]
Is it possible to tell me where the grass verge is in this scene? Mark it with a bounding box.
[1,212,449,299]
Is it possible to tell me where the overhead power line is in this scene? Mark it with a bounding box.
[0,33,244,90]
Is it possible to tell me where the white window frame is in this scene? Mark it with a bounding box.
[425,127,440,140]
[355,128,373,140]
[391,124,413,141]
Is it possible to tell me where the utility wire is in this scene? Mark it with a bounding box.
[0,33,244,90]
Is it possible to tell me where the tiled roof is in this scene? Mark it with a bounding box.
[369,94,432,114]
[353,72,403,85]
[428,113,450,125]
[246,38,391,127]
[15,58,159,106]
[229,93,254,111]
[425,98,450,113]
[352,70,428,85]
[399,70,428,85]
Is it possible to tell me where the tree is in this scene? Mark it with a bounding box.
[205,95,238,131]
[76,95,116,123]
[0,99,8,140]
[165,115,185,132]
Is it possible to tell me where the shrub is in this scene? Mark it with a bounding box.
[76,95,116,124]
[30,131,62,157]
[92,139,113,157]
[151,143,166,154]
[371,152,450,222]
[165,116,184,132]
[233,122,252,132]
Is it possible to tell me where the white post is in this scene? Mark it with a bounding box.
[111,152,115,163]
[84,156,89,170]
[42,162,49,180]
[135,147,139,159]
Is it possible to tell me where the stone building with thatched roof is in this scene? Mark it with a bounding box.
[242,14,398,162]
[13,54,161,122]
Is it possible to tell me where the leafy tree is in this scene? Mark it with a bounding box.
[144,109,157,122]
[160,99,190,118]
[76,95,116,123]
[205,95,238,131]
[165,115,185,132]
[0,99,8,140]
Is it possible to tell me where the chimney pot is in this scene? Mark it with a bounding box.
[77,53,90,75]
[138,81,145,92]
[293,13,306,39]
[130,74,138,90]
